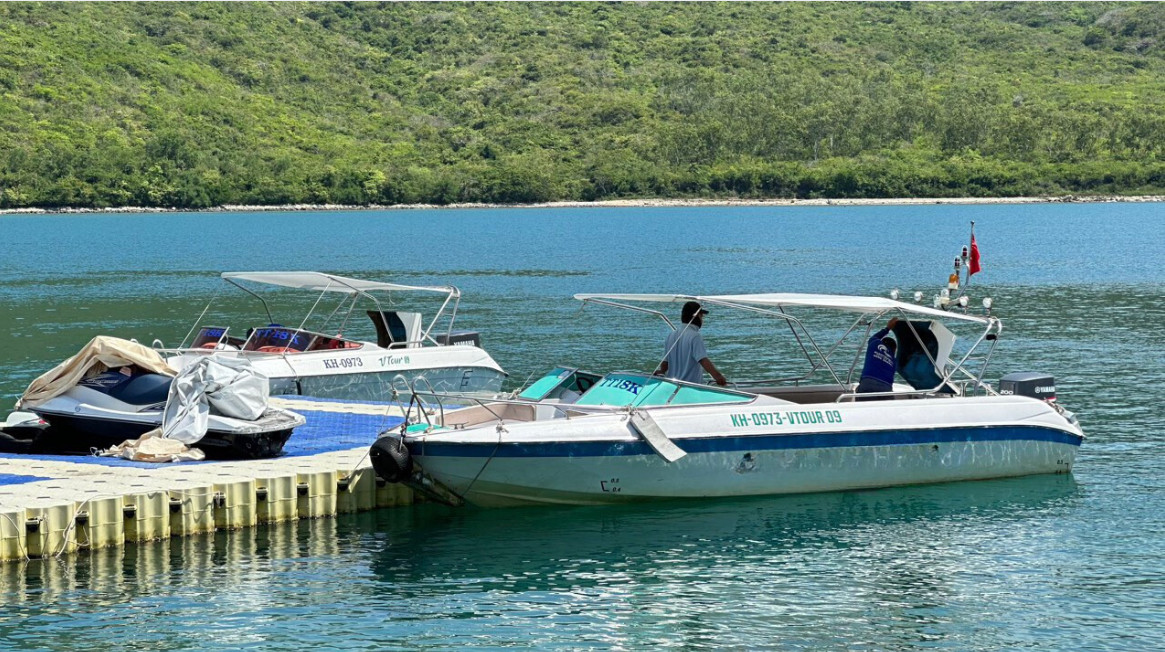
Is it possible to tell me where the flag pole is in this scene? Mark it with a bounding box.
[952,220,976,309]
[964,220,975,293]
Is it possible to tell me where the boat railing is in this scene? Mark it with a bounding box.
[412,375,447,426]
[946,371,998,397]
[732,374,827,388]
[834,377,986,402]
[834,388,937,402]
[389,374,451,432]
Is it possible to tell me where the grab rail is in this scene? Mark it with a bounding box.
[389,374,427,430]
[411,375,446,429]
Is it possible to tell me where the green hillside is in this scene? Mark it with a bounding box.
[3,1,1165,209]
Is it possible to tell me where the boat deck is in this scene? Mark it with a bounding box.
[0,397,419,562]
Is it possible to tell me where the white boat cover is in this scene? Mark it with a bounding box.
[161,356,270,445]
[223,271,455,296]
[16,336,176,409]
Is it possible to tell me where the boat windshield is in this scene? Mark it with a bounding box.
[518,367,603,402]
[191,326,230,348]
[244,326,314,353]
[574,373,754,408]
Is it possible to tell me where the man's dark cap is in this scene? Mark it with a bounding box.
[681,301,709,323]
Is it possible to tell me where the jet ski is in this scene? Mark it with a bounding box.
[21,369,306,460]
[0,411,48,454]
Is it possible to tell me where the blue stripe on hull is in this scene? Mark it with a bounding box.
[410,425,1082,459]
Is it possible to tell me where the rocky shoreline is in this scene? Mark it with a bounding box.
[2,194,1164,215]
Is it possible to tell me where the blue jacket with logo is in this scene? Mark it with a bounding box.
[861,327,896,385]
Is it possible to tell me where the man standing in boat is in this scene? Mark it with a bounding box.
[857,317,899,400]
[655,301,728,386]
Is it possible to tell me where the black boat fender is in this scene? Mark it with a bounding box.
[370,435,413,483]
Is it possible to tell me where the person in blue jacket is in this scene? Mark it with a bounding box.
[857,317,899,400]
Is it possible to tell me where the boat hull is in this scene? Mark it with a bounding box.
[270,365,504,400]
[30,409,299,460]
[414,430,1078,507]
[169,349,505,401]
[404,396,1084,507]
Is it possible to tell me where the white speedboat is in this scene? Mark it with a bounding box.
[371,292,1083,507]
[162,272,506,401]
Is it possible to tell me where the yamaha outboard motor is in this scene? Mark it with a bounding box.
[999,372,1056,401]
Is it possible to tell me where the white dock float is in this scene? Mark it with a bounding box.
[0,399,418,562]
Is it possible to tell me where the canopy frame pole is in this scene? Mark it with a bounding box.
[695,298,847,387]
[177,284,225,349]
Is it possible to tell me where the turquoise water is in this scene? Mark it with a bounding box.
[1,203,1163,649]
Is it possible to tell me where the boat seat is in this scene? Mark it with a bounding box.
[113,373,174,406]
[533,397,580,421]
[367,310,423,348]
[308,335,357,351]
[77,370,173,406]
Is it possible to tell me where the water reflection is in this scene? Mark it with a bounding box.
[0,205,1161,648]
[364,475,1081,588]
[0,476,1080,649]
[0,518,352,651]
[351,476,1081,648]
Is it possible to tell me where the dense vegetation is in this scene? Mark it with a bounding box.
[3,2,1165,209]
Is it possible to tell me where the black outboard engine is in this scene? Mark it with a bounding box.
[370,435,413,483]
[999,372,1056,402]
[436,330,482,347]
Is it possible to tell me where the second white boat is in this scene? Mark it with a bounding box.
[162,272,507,401]
[371,292,1083,507]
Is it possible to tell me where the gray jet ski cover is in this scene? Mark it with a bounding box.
[161,356,270,444]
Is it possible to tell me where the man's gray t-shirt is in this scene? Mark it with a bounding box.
[663,325,709,384]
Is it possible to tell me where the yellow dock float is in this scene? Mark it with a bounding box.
[0,399,418,563]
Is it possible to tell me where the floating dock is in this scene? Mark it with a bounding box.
[0,397,419,562]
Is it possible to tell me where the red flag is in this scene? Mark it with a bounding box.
[968,234,982,276]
